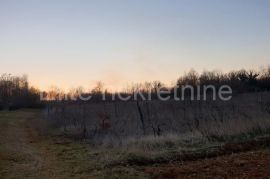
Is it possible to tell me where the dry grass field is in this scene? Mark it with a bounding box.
[1,109,270,178]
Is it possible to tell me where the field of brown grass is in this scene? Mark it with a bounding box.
[1,109,270,179]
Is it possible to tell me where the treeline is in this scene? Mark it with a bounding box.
[2,66,270,106]
[176,67,270,93]
[44,66,270,101]
[0,74,43,110]
[127,66,270,97]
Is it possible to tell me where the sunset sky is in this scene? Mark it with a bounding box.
[1,0,270,91]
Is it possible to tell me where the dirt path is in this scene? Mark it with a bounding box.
[0,110,79,178]
[145,149,270,178]
[0,110,46,178]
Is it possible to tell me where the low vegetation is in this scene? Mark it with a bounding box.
[1,110,270,178]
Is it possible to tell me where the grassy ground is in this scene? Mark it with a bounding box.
[0,109,148,179]
[1,109,270,178]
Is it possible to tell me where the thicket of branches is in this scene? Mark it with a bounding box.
[0,74,42,110]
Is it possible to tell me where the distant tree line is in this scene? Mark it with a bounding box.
[42,66,270,102]
[108,66,270,100]
[123,66,270,98]
[0,74,43,110]
[2,66,270,107]
[176,67,270,93]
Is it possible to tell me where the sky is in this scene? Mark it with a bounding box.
[1,0,270,91]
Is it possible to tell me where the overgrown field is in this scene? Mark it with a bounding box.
[47,92,270,149]
[1,109,270,178]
